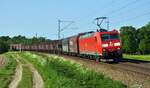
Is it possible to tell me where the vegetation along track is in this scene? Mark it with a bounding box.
[24,52,126,88]
[36,52,150,88]
[38,52,150,76]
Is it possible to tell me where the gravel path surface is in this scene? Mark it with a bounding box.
[8,59,23,88]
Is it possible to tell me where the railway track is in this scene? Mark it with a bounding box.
[110,62,150,76]
[71,56,150,76]
[115,59,150,76]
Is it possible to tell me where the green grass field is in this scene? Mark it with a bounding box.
[0,53,17,88]
[19,52,126,88]
[123,54,150,61]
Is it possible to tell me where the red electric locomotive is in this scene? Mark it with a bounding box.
[78,29,122,62]
[77,17,122,62]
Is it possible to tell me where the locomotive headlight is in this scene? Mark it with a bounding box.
[114,42,121,46]
[117,47,120,50]
[102,44,108,47]
[103,48,106,51]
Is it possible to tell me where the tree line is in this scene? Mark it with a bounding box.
[0,35,50,53]
[120,22,150,54]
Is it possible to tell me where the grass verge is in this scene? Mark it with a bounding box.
[124,54,150,61]
[0,53,17,88]
[19,52,126,88]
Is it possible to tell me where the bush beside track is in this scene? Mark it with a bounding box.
[19,52,126,88]
[124,54,150,61]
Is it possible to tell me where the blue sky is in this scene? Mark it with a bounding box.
[0,0,150,39]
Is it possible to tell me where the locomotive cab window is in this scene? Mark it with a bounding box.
[101,34,119,41]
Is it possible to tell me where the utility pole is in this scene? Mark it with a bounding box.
[57,19,74,39]
[58,20,61,39]
[35,33,38,38]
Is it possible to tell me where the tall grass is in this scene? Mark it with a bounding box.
[20,52,126,88]
[0,53,17,88]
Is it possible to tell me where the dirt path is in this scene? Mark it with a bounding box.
[18,56,44,88]
[8,59,23,88]
[0,55,7,66]
[8,54,44,88]
[26,61,44,88]
[17,55,44,88]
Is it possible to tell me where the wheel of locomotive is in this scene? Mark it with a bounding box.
[113,58,119,63]
[89,55,93,60]
[94,55,100,62]
[87,55,90,59]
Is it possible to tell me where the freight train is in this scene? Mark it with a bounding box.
[11,29,122,62]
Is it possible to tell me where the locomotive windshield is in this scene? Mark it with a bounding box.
[101,34,119,41]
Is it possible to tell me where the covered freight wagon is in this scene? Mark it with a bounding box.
[52,40,62,54]
[62,38,69,54]
[68,35,79,55]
